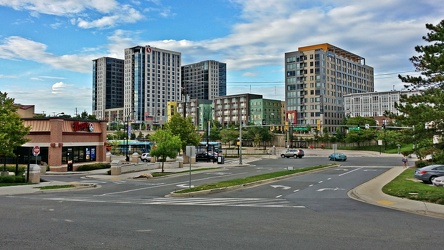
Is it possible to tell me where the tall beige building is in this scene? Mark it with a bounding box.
[285,43,374,133]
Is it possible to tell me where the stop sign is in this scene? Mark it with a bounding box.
[33,146,40,156]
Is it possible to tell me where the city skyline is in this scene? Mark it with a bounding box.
[1,0,442,115]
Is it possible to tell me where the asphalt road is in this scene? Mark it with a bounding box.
[1,156,443,249]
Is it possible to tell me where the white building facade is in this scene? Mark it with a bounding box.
[124,46,181,128]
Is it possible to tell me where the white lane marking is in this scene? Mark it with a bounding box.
[96,171,249,196]
[176,184,194,188]
[316,187,345,192]
[276,195,282,198]
[318,181,323,183]
[41,197,305,208]
[293,189,300,192]
[338,167,361,176]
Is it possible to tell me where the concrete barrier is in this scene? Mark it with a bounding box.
[27,164,41,184]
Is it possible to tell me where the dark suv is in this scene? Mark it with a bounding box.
[280,149,304,158]
[196,151,218,162]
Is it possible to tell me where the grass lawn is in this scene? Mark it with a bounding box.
[382,168,444,205]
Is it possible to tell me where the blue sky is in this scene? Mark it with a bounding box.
[0,0,443,116]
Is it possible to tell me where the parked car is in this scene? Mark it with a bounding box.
[414,165,444,183]
[328,152,347,161]
[196,151,218,162]
[432,176,444,187]
[280,149,304,158]
[140,153,151,162]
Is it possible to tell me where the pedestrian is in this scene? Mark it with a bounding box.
[402,156,408,168]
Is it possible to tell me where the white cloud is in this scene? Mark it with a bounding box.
[0,0,118,15]
[0,0,150,29]
[0,36,100,72]
[7,81,92,115]
[0,74,17,79]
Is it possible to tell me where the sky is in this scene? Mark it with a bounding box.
[0,0,443,116]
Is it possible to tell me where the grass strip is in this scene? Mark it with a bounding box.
[382,168,444,205]
[175,164,333,194]
[39,185,76,190]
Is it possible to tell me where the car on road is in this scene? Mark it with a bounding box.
[432,176,444,187]
[140,153,151,162]
[280,149,304,158]
[328,152,347,161]
[414,165,444,184]
[196,151,218,162]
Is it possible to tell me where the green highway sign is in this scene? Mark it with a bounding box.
[348,127,361,131]
[294,127,308,131]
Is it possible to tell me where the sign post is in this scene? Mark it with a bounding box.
[33,146,40,164]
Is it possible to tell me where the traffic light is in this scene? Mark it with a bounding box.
[262,119,266,125]
[382,124,385,130]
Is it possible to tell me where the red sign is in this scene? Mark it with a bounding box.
[73,122,94,132]
[33,146,40,156]
[146,47,152,53]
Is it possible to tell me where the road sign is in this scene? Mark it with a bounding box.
[365,124,369,129]
[293,127,308,131]
[349,127,360,131]
[33,146,40,156]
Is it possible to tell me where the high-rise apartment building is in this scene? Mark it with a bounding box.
[181,60,226,100]
[285,43,374,133]
[92,57,124,121]
[344,90,420,125]
[124,45,181,129]
[213,94,262,126]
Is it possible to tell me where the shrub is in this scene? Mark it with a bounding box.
[0,175,25,183]
[75,163,110,171]
[415,160,428,168]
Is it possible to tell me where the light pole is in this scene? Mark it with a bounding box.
[125,115,130,162]
[239,123,243,165]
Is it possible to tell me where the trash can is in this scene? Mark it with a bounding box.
[67,160,73,171]
[217,156,224,164]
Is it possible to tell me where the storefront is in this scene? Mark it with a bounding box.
[16,118,107,172]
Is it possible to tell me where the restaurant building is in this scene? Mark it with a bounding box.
[17,117,108,172]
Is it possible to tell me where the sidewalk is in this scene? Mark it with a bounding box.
[1,155,443,219]
[348,166,444,219]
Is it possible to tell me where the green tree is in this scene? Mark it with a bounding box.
[245,126,273,148]
[345,117,377,147]
[208,120,222,141]
[0,92,31,159]
[149,129,181,173]
[164,114,201,162]
[75,111,97,120]
[219,129,239,147]
[393,20,444,159]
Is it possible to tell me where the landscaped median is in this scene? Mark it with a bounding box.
[170,164,339,197]
[382,168,444,205]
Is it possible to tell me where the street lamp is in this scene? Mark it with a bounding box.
[239,123,243,165]
[125,115,130,162]
[125,111,135,162]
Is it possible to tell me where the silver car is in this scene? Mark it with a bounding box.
[432,176,444,187]
[280,149,304,158]
[414,165,444,184]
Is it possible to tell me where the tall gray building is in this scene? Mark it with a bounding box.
[285,43,374,133]
[124,45,181,128]
[92,57,124,121]
[181,60,226,100]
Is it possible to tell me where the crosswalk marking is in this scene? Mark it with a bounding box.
[36,196,304,208]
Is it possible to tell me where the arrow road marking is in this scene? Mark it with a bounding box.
[270,185,291,190]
